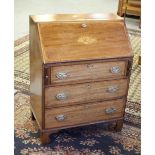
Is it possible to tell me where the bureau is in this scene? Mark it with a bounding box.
[29,13,133,144]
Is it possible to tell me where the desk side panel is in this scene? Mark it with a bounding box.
[30,16,43,129]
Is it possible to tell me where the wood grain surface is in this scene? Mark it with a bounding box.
[45,78,128,107]
[38,20,132,63]
[29,13,133,143]
[45,98,125,129]
[51,60,127,84]
[29,17,43,129]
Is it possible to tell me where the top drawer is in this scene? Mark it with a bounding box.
[50,60,127,84]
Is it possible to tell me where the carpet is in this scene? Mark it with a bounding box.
[14,29,141,155]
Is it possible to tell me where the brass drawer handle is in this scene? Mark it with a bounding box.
[110,66,121,74]
[107,86,119,93]
[55,115,66,121]
[55,92,68,100]
[105,107,117,114]
[81,23,87,28]
[56,72,68,80]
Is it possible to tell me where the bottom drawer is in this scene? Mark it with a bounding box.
[45,98,125,129]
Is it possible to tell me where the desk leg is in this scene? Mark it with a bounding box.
[115,120,123,131]
[40,130,59,144]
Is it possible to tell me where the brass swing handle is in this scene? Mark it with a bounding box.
[56,72,68,80]
[55,92,68,100]
[110,66,121,74]
[55,114,66,121]
[107,86,119,93]
[105,107,117,114]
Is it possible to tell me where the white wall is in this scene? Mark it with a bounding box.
[14,0,119,39]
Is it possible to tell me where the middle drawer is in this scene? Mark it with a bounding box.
[45,78,128,107]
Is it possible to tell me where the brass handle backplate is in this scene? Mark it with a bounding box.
[107,86,119,93]
[105,107,117,114]
[56,72,68,80]
[55,114,66,121]
[110,66,121,74]
[55,92,68,100]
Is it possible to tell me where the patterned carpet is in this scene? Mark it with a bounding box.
[14,29,141,155]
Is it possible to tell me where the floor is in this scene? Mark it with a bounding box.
[14,0,140,40]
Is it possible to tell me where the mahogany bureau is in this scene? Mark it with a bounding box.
[29,13,133,144]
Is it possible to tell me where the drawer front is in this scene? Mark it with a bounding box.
[45,79,128,107]
[51,61,127,84]
[45,98,125,129]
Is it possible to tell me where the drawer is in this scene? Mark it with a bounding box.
[45,78,128,107]
[50,61,127,84]
[45,98,125,129]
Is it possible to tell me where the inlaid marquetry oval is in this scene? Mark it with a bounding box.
[77,36,97,45]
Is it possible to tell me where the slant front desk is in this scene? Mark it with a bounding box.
[29,13,133,144]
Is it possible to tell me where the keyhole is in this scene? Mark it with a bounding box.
[87,64,93,68]
[87,84,91,89]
